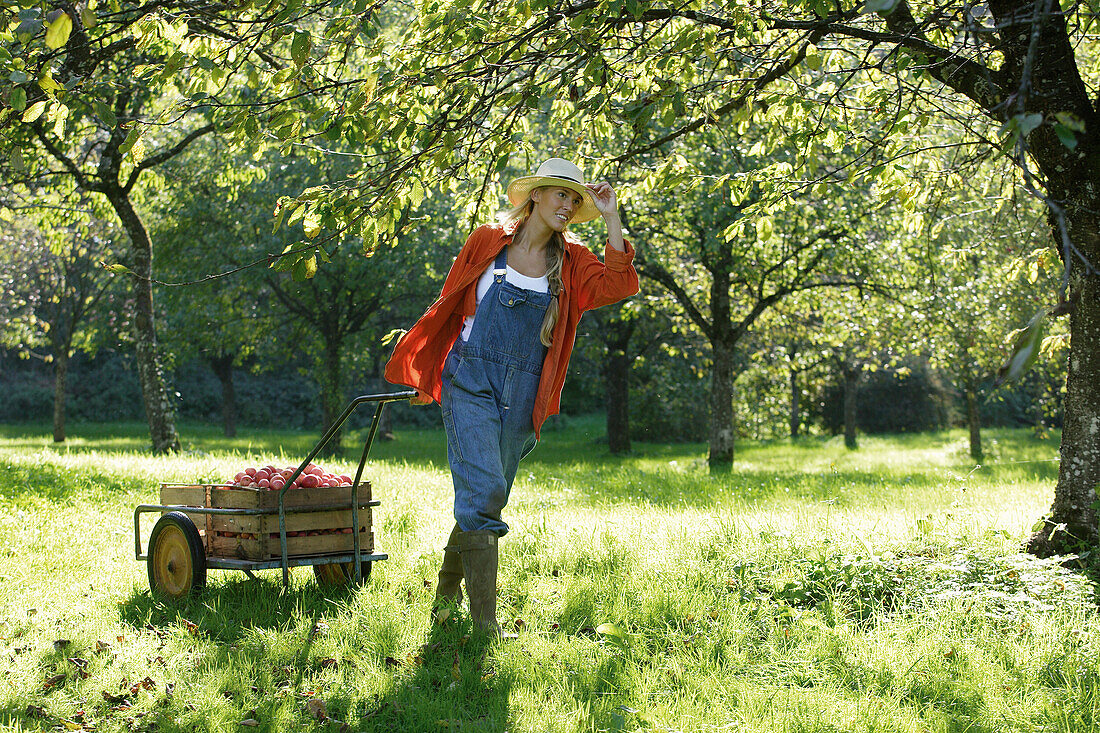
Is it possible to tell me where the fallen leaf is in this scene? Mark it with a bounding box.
[25,704,47,718]
[451,662,461,681]
[43,673,66,691]
[27,608,37,617]
[383,657,400,668]
[103,690,132,706]
[512,618,526,631]
[60,719,83,731]
[54,639,71,650]
[306,698,327,720]
[240,719,260,727]
[95,640,111,654]
[319,658,338,670]
[182,619,199,635]
[67,657,89,670]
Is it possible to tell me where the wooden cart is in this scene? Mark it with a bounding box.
[134,391,416,598]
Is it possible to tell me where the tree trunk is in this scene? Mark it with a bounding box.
[104,187,179,453]
[1027,216,1100,555]
[789,366,800,439]
[321,337,344,454]
[209,353,237,438]
[980,0,1100,555]
[965,385,982,462]
[53,350,68,443]
[601,312,635,455]
[842,362,860,451]
[606,346,631,455]
[709,337,735,470]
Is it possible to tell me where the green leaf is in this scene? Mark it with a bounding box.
[93,100,116,128]
[291,30,311,68]
[103,263,134,275]
[80,5,97,29]
[380,328,406,346]
[1016,112,1043,137]
[302,208,321,238]
[862,0,900,13]
[21,100,46,122]
[292,253,318,280]
[9,87,27,112]
[995,307,1049,386]
[14,18,42,43]
[756,216,774,241]
[37,73,61,93]
[45,12,72,49]
[596,622,630,651]
[1054,123,1078,150]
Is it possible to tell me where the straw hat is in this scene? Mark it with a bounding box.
[506,158,601,223]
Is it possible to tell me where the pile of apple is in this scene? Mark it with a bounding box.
[226,463,354,491]
[216,462,361,541]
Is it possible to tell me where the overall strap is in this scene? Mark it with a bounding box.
[493,247,508,281]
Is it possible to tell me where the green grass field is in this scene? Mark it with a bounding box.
[0,417,1093,732]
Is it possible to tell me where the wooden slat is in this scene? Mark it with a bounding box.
[208,531,374,561]
[210,508,372,534]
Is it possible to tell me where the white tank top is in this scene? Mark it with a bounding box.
[460,262,550,341]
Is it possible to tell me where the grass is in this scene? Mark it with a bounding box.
[0,416,1093,732]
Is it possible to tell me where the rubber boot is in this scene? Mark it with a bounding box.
[431,524,464,625]
[456,530,501,636]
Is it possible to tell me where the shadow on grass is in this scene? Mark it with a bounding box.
[108,578,513,731]
[356,621,513,732]
[0,454,148,503]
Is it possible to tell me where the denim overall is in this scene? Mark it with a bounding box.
[440,247,552,536]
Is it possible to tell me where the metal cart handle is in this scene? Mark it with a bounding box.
[278,390,418,586]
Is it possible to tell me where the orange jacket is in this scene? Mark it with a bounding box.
[384,220,639,436]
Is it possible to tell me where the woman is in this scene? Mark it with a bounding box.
[384,158,639,635]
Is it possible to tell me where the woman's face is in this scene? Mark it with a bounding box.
[531,186,584,232]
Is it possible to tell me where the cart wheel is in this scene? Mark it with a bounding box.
[148,511,206,599]
[313,560,372,587]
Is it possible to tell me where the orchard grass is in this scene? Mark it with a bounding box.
[0,417,1093,732]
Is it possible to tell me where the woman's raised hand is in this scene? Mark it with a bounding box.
[586,182,618,218]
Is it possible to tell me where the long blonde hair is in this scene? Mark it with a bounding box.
[500,188,565,347]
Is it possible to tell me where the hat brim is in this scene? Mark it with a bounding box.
[506,176,601,223]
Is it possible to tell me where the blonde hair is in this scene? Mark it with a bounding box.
[500,188,564,347]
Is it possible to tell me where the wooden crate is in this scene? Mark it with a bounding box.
[159,483,375,561]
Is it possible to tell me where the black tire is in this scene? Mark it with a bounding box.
[148,511,206,599]
[313,560,372,587]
